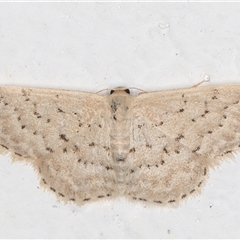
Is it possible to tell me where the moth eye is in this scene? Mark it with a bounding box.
[124,89,130,94]
[110,90,115,95]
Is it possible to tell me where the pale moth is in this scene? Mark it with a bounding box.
[0,84,239,206]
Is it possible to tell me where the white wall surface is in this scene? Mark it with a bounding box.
[0,2,240,238]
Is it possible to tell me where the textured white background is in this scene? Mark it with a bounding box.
[0,2,240,238]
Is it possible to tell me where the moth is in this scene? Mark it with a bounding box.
[0,84,239,206]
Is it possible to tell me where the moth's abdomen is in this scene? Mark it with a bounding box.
[109,92,132,194]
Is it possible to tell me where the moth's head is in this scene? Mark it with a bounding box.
[110,87,130,95]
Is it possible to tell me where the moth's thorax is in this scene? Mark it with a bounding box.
[108,89,133,194]
[109,91,131,121]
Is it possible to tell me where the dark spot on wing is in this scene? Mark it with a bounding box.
[59,134,69,142]
[46,147,53,153]
[21,125,26,129]
[175,134,184,141]
[74,145,78,151]
[63,147,67,153]
[163,147,168,154]
[84,198,90,201]
[190,189,195,194]
[181,194,187,199]
[192,146,200,153]
[89,142,95,147]
[105,166,112,170]
[103,146,110,151]
[15,152,22,157]
[58,108,65,113]
[58,193,65,197]
[117,158,126,162]
[168,200,175,203]
[154,200,162,203]
[129,148,135,153]
[224,150,232,154]
[50,187,56,192]
[1,144,8,149]
[98,195,104,198]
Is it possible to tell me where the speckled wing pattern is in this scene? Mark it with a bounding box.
[0,87,115,204]
[126,85,240,204]
[0,85,240,206]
